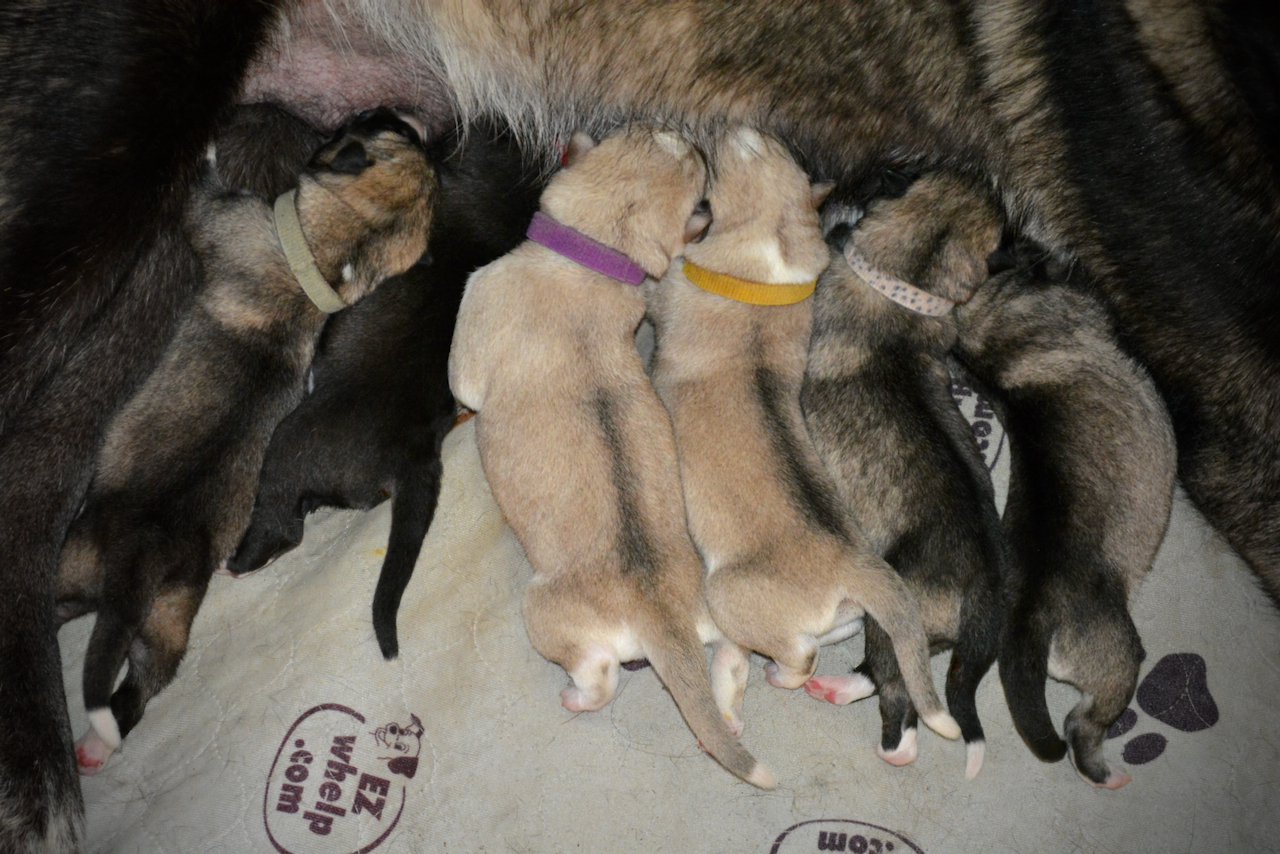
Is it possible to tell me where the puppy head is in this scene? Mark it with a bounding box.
[538,126,709,277]
[295,108,439,305]
[851,173,1002,304]
[685,127,830,284]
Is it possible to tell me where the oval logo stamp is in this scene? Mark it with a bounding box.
[770,819,925,854]
[263,703,424,854]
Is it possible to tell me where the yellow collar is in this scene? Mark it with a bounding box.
[683,260,816,306]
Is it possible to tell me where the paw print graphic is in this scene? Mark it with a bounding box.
[1107,653,1219,765]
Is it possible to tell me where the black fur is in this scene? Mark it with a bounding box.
[802,198,1006,768]
[228,126,542,659]
[0,0,283,835]
[953,242,1175,785]
[1030,2,1280,603]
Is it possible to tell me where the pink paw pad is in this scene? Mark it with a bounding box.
[876,728,919,767]
[803,674,875,705]
[74,731,113,776]
[1092,768,1133,790]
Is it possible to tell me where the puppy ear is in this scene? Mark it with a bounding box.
[395,112,428,145]
[683,200,713,244]
[811,181,836,209]
[329,140,373,175]
[563,132,597,166]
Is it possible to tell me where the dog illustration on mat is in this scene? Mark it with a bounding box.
[373,714,425,779]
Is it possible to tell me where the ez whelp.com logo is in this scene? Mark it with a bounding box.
[263,703,425,854]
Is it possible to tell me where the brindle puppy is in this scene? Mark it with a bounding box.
[648,128,960,747]
[953,243,1177,789]
[800,174,1008,778]
[227,124,543,660]
[60,110,437,775]
[450,128,774,788]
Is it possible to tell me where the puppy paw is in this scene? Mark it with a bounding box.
[764,661,809,690]
[1087,767,1132,791]
[803,673,876,705]
[560,686,605,713]
[876,727,918,767]
[75,729,115,776]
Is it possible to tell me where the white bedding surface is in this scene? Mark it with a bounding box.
[61,398,1280,853]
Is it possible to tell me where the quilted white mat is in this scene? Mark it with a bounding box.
[61,386,1280,853]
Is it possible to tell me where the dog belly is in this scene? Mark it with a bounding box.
[241,2,455,132]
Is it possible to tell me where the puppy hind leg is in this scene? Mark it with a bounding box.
[858,568,960,740]
[226,495,307,575]
[710,640,749,736]
[108,586,202,742]
[948,588,1001,779]
[1065,693,1133,790]
[856,622,918,765]
[78,608,137,774]
[763,637,818,690]
[803,660,877,706]
[561,646,621,712]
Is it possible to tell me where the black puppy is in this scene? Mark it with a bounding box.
[228,124,544,660]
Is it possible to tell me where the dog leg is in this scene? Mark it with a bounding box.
[561,646,621,712]
[710,640,749,736]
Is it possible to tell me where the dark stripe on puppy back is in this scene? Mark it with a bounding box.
[753,365,849,542]
[593,389,661,588]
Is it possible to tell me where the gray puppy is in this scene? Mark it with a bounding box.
[953,243,1177,789]
[59,110,437,774]
[801,174,1008,779]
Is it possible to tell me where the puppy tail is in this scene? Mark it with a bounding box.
[640,614,776,790]
[855,559,961,741]
[998,605,1068,762]
[373,458,443,659]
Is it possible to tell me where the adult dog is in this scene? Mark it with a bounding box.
[3,1,1278,849]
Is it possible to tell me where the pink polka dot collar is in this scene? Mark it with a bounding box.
[843,245,956,317]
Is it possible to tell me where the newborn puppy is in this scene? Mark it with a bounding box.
[647,128,960,746]
[449,128,773,788]
[60,109,437,774]
[227,124,543,660]
[953,242,1177,789]
[800,174,1008,778]
[51,103,326,628]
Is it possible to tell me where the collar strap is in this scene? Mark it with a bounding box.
[273,190,348,314]
[844,246,954,317]
[683,260,816,306]
[526,211,649,286]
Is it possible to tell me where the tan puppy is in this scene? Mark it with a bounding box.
[449,128,773,789]
[648,128,961,745]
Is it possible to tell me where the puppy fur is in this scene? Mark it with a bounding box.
[953,243,1177,789]
[58,111,436,774]
[800,174,1008,778]
[51,104,326,628]
[5,0,1280,843]
[450,127,773,788]
[321,0,1280,606]
[227,123,543,660]
[647,128,960,746]
[0,7,284,844]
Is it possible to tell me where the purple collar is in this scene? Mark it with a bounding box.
[525,211,649,286]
